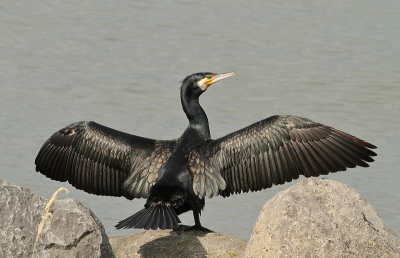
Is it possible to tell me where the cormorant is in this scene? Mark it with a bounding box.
[35,72,377,231]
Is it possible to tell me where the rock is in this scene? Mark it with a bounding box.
[109,226,247,258]
[244,178,400,258]
[0,178,114,258]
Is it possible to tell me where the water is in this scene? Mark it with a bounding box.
[1,1,399,240]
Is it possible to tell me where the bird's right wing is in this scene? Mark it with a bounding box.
[35,121,175,199]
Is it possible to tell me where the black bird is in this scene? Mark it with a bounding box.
[35,72,377,231]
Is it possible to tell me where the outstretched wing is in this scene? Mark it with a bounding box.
[35,121,173,199]
[192,115,377,198]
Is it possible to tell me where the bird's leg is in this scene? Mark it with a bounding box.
[185,209,213,232]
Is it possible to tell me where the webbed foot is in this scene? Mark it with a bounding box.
[184,224,213,232]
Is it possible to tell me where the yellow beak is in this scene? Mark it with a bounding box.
[205,72,238,86]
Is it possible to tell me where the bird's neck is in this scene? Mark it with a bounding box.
[181,91,210,139]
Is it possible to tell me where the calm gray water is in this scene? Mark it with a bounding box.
[1,1,399,240]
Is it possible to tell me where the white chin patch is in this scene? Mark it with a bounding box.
[197,78,208,91]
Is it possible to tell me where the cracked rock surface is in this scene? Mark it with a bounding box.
[109,226,247,258]
[244,178,400,258]
[0,179,114,258]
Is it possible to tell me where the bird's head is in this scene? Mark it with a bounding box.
[181,72,238,97]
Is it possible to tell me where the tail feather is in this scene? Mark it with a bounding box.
[150,208,160,230]
[160,209,167,229]
[115,204,181,230]
[170,208,180,226]
[164,208,172,229]
[143,208,156,230]
[136,208,153,229]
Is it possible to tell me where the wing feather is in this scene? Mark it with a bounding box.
[263,152,273,188]
[35,121,171,199]
[193,115,376,198]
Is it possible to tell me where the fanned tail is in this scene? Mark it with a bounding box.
[115,204,181,230]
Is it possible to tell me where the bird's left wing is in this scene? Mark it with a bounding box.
[192,115,377,198]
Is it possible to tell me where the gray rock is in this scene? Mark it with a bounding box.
[0,178,114,258]
[244,178,400,258]
[109,226,247,258]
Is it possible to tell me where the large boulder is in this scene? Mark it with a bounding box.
[244,178,400,257]
[0,179,114,258]
[109,227,247,258]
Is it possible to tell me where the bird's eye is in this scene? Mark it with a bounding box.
[206,75,211,80]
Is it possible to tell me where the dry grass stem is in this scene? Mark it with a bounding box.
[31,187,68,258]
